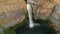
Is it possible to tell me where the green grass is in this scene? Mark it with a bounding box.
[4,29,14,34]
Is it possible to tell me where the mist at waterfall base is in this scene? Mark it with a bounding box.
[15,18,55,34]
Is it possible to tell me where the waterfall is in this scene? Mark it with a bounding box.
[27,4,34,28]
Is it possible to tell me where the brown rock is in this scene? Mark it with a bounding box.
[49,5,60,34]
[0,0,26,28]
[29,0,56,19]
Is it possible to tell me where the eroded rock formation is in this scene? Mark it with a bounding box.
[0,0,26,28]
[27,0,60,34]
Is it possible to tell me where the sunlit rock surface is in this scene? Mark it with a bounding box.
[28,0,56,19]
[0,0,26,28]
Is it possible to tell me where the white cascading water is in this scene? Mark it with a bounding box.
[27,3,40,28]
[27,4,34,28]
[26,0,41,29]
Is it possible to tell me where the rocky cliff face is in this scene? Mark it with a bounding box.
[28,0,60,34]
[49,4,60,34]
[0,0,26,28]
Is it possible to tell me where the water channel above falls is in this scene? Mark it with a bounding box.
[15,18,55,34]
